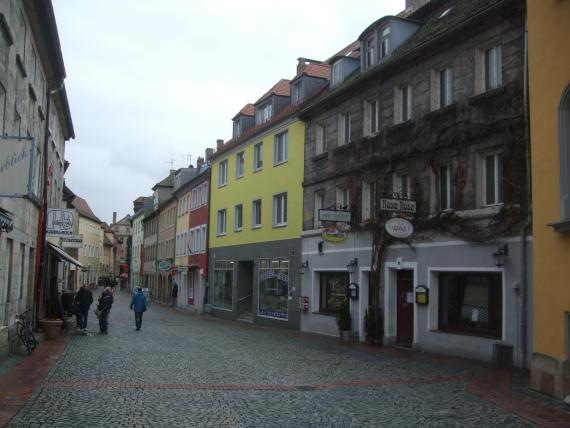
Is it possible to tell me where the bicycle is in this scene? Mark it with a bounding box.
[16,309,36,355]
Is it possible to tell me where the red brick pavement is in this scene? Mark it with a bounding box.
[0,336,68,427]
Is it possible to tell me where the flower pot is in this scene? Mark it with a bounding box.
[39,319,63,340]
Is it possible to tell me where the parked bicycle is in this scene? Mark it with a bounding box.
[16,309,36,355]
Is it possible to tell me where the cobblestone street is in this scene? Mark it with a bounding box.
[1,289,568,427]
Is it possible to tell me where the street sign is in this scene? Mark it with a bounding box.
[61,235,83,248]
[385,218,414,238]
[46,208,76,236]
[380,198,416,214]
[319,209,352,223]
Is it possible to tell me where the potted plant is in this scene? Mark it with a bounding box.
[336,298,352,340]
[364,306,377,345]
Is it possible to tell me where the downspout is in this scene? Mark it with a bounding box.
[520,7,532,369]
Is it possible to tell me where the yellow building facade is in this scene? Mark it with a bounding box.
[528,0,570,398]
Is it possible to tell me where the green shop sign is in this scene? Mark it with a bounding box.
[158,259,173,272]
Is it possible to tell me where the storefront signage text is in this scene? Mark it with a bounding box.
[46,208,76,236]
[385,218,414,239]
[0,136,35,198]
[319,209,352,223]
[61,235,83,248]
[158,259,172,271]
[380,198,416,214]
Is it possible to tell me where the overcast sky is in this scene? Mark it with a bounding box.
[52,0,404,225]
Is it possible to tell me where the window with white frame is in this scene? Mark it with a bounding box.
[258,102,272,123]
[202,182,208,206]
[362,181,376,222]
[394,172,411,198]
[314,191,324,228]
[365,36,375,69]
[217,209,227,235]
[331,61,342,86]
[253,142,263,171]
[236,151,245,178]
[316,124,327,155]
[200,225,207,251]
[379,27,390,60]
[432,67,453,110]
[336,186,350,210]
[338,113,351,146]
[364,99,380,136]
[273,193,287,227]
[399,85,412,123]
[252,199,262,228]
[218,160,228,187]
[483,153,503,206]
[234,204,243,231]
[274,131,288,165]
[484,46,502,91]
[438,164,452,210]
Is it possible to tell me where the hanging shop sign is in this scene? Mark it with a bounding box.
[0,136,36,198]
[385,217,414,239]
[0,208,13,232]
[158,259,172,272]
[61,235,83,248]
[379,197,416,214]
[321,223,350,243]
[46,208,76,237]
[319,209,352,223]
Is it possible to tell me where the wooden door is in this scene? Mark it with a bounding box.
[396,270,414,347]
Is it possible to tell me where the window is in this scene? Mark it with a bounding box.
[218,160,228,187]
[273,193,287,227]
[362,181,376,221]
[365,36,375,68]
[258,102,272,124]
[483,153,503,205]
[253,142,263,171]
[217,209,227,236]
[258,258,289,320]
[336,186,350,210]
[379,27,390,60]
[293,81,302,104]
[202,182,208,206]
[433,67,453,110]
[319,271,349,314]
[394,172,411,198]
[338,113,351,146]
[400,85,412,122]
[236,151,245,178]
[485,46,502,91]
[439,272,502,338]
[213,261,234,310]
[364,100,379,136]
[316,124,327,155]
[314,192,324,228]
[332,61,342,86]
[274,131,288,165]
[0,83,5,135]
[439,165,452,210]
[234,204,243,231]
[252,199,262,228]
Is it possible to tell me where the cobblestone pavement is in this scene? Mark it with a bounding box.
[4,289,570,427]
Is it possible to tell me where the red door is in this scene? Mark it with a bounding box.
[396,270,414,347]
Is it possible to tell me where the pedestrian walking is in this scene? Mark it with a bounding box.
[75,285,93,332]
[97,287,114,335]
[130,287,148,331]
[171,281,178,307]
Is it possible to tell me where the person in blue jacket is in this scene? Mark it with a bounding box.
[130,287,148,331]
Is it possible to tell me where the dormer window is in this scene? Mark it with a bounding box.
[293,81,302,105]
[380,27,390,60]
[365,37,375,68]
[259,102,272,123]
[331,62,342,86]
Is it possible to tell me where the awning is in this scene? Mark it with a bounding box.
[47,242,84,268]
[0,208,13,233]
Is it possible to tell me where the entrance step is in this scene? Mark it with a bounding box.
[236,312,253,324]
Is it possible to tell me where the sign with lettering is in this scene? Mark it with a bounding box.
[158,259,172,271]
[380,198,416,214]
[385,218,414,239]
[46,208,76,237]
[61,235,83,248]
[319,209,352,223]
[0,136,36,198]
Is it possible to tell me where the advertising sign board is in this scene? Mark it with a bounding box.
[319,209,352,223]
[0,136,36,198]
[46,208,76,237]
[61,235,83,248]
[385,218,414,239]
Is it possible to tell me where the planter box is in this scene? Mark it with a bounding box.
[39,319,63,340]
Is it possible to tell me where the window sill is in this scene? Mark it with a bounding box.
[312,152,328,162]
[252,225,261,230]
[236,175,244,180]
[218,183,228,189]
[427,103,457,117]
[333,142,352,154]
[234,228,243,233]
[272,223,287,229]
[216,233,226,237]
[548,219,570,234]
[389,119,414,131]
[469,86,506,105]
[273,160,288,167]
[253,168,263,174]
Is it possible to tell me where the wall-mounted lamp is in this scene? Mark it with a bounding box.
[492,244,509,267]
[318,241,324,255]
[346,258,358,274]
[348,282,359,299]
[299,260,309,275]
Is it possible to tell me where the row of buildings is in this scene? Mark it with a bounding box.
[128,0,570,399]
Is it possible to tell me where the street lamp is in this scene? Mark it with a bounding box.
[299,260,309,275]
[346,258,358,274]
[492,244,509,267]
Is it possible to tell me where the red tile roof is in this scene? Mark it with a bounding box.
[327,40,361,63]
[232,103,255,120]
[71,196,100,223]
[255,79,291,105]
[292,63,331,82]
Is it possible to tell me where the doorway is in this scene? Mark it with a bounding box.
[396,269,414,347]
[237,261,254,316]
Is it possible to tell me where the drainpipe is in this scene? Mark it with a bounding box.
[519,8,532,369]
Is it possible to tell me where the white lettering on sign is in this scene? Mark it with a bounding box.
[380,198,416,213]
[385,218,414,239]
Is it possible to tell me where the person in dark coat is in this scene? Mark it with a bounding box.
[97,287,114,334]
[171,281,178,307]
[130,287,148,331]
[75,285,93,332]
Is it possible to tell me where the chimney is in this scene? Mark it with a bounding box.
[197,156,205,168]
[216,139,224,150]
[112,211,117,224]
[205,148,214,164]
[297,57,306,75]
[133,197,145,213]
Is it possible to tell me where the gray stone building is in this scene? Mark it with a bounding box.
[0,0,74,354]
[299,0,532,367]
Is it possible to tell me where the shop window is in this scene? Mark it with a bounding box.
[438,272,502,338]
[213,261,234,310]
[319,271,349,314]
[258,258,289,320]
